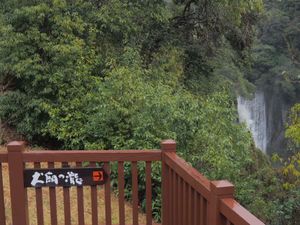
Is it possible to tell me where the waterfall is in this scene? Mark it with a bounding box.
[237,92,267,153]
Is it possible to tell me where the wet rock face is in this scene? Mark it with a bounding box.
[264,87,290,156]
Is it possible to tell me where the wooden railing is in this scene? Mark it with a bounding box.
[0,140,265,225]
[161,140,265,225]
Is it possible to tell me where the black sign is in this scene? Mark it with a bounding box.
[24,167,108,188]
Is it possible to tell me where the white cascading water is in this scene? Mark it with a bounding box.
[237,91,267,153]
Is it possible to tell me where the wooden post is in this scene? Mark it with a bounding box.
[161,139,176,225]
[209,180,234,225]
[7,141,29,225]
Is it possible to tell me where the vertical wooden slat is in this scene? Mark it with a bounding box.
[200,195,204,225]
[76,162,84,225]
[145,161,152,225]
[196,193,201,225]
[62,162,71,225]
[168,166,172,225]
[0,163,6,225]
[162,162,170,225]
[193,190,197,225]
[188,185,192,225]
[104,162,112,225]
[172,170,177,225]
[34,162,44,225]
[183,181,187,224]
[118,162,125,225]
[48,162,57,225]
[178,176,182,225]
[90,162,98,225]
[204,198,208,225]
[132,162,138,225]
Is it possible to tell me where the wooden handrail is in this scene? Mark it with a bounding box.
[22,149,162,162]
[220,198,265,225]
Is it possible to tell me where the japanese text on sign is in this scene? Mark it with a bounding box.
[31,171,83,186]
[24,167,107,187]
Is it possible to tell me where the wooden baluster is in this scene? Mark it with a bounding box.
[104,162,112,225]
[48,162,58,225]
[0,163,6,225]
[90,162,98,225]
[76,162,85,225]
[178,176,183,225]
[132,162,139,225]
[118,162,125,225]
[34,162,44,225]
[173,170,177,225]
[62,162,71,225]
[188,185,192,225]
[145,161,152,225]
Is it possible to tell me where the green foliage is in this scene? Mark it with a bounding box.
[0,0,172,147]
[286,104,300,145]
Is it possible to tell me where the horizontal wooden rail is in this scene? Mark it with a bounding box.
[220,198,265,225]
[23,150,161,162]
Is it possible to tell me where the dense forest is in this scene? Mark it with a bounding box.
[0,0,299,224]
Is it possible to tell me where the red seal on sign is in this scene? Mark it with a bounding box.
[92,171,104,182]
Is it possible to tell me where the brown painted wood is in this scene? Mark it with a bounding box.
[118,162,125,225]
[200,195,204,225]
[177,176,182,225]
[145,161,152,225]
[23,150,161,162]
[3,139,266,225]
[76,162,85,225]
[193,189,197,225]
[161,162,169,225]
[168,166,172,225]
[104,162,112,225]
[62,162,71,225]
[48,162,58,225]
[197,194,201,225]
[163,152,211,199]
[220,198,265,225]
[0,163,6,225]
[34,162,44,225]
[209,181,235,225]
[183,181,187,224]
[172,170,176,225]
[188,185,192,225]
[131,162,139,225]
[7,142,29,225]
[90,162,98,225]
[203,197,208,225]
[161,140,176,225]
